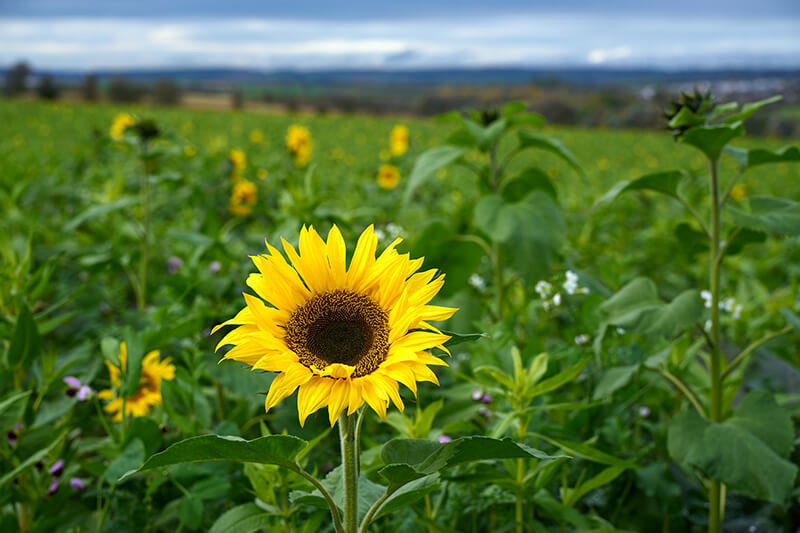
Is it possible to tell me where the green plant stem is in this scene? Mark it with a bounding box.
[514,416,531,533]
[707,156,723,533]
[293,468,343,533]
[495,243,504,320]
[644,367,706,418]
[722,326,792,380]
[675,193,711,239]
[138,141,151,311]
[355,407,367,475]
[359,489,394,533]
[339,414,358,533]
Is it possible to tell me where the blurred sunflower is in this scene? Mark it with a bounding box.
[229,180,257,215]
[249,128,264,144]
[97,342,175,422]
[286,125,312,167]
[730,183,748,201]
[110,113,135,140]
[229,149,247,179]
[377,164,400,190]
[213,225,457,426]
[389,124,409,156]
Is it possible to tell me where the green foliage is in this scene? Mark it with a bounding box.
[668,391,797,503]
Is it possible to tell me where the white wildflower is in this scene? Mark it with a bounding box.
[468,274,486,292]
[700,290,712,308]
[574,334,589,345]
[552,293,562,306]
[564,270,579,295]
[535,280,552,299]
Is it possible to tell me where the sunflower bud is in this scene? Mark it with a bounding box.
[664,88,715,139]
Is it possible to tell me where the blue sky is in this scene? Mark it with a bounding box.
[1,1,799,70]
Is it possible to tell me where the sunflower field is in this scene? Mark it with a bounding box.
[2,95,800,533]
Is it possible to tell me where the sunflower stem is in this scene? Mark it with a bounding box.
[137,140,151,311]
[339,413,358,533]
[707,156,724,533]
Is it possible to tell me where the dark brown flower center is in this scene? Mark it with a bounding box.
[285,290,389,377]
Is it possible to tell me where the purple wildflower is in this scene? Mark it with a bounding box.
[209,261,221,274]
[168,256,183,275]
[77,385,93,401]
[69,478,87,491]
[638,406,651,419]
[49,459,64,477]
[437,435,452,443]
[48,479,59,496]
[64,376,81,388]
[471,389,483,401]
[481,394,492,404]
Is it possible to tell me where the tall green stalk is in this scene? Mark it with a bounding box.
[339,414,358,533]
[707,157,723,533]
[137,141,151,311]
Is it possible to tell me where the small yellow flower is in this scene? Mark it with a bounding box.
[97,342,175,422]
[377,165,400,190]
[184,145,196,157]
[257,168,269,180]
[389,125,409,156]
[286,125,312,167]
[250,129,264,144]
[229,149,247,176]
[229,180,257,215]
[110,113,135,140]
[730,183,748,201]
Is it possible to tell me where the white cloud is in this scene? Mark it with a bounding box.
[587,45,633,64]
[0,15,798,70]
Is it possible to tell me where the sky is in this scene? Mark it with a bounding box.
[1,1,799,71]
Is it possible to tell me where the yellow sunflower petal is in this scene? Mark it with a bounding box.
[327,379,350,425]
[265,364,312,412]
[297,376,333,427]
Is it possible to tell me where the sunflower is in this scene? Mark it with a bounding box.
[110,113,135,140]
[377,164,400,190]
[286,125,312,167]
[213,225,457,426]
[97,342,175,422]
[229,149,247,179]
[229,180,257,216]
[389,124,409,156]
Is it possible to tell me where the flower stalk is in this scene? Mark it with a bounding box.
[707,156,723,533]
[137,140,151,311]
[339,413,358,533]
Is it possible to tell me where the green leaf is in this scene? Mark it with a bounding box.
[373,474,440,519]
[190,477,232,500]
[7,302,42,368]
[594,279,704,354]
[593,365,638,400]
[529,358,589,398]
[529,433,636,468]
[439,330,488,347]
[404,145,467,204]
[130,434,307,480]
[681,123,744,161]
[0,391,31,433]
[474,191,565,282]
[723,95,782,124]
[464,117,507,151]
[209,503,274,533]
[501,101,527,117]
[502,168,557,203]
[0,429,67,487]
[178,495,204,530]
[667,391,796,503]
[105,439,146,485]
[727,196,800,236]
[725,145,800,172]
[517,131,583,175]
[780,308,800,335]
[594,170,687,207]
[667,107,706,129]
[474,365,515,390]
[100,337,121,366]
[563,465,628,507]
[379,436,561,488]
[64,197,138,231]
